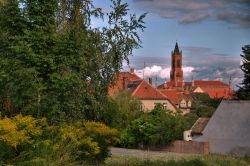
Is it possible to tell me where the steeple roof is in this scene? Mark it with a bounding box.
[173,42,181,55]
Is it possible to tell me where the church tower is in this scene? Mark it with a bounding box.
[170,42,184,83]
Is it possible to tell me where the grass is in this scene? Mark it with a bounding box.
[103,154,250,166]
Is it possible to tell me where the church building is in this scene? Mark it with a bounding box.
[158,42,235,99]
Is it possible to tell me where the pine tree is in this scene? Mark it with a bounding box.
[238,45,250,99]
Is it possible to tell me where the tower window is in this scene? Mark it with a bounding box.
[177,60,181,67]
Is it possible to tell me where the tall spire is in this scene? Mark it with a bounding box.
[174,41,180,55]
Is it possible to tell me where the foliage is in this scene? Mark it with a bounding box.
[101,91,143,130]
[0,0,146,123]
[238,45,250,100]
[189,93,221,120]
[121,104,187,148]
[0,115,119,165]
[0,114,45,163]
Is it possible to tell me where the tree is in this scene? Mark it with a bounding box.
[100,91,143,130]
[0,0,146,123]
[238,45,250,100]
[121,104,187,148]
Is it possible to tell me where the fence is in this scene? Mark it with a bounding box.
[161,140,210,154]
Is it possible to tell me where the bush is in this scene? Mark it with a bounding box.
[0,115,119,165]
[120,104,186,148]
[0,114,44,163]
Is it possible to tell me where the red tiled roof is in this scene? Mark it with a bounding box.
[200,87,234,99]
[160,81,190,88]
[132,80,167,100]
[160,89,181,103]
[108,72,141,96]
[118,72,141,81]
[158,80,229,89]
[160,89,192,104]
[194,80,229,87]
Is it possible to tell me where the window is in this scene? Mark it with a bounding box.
[187,101,192,107]
[177,60,181,67]
[139,104,144,111]
[163,103,167,110]
[180,100,186,108]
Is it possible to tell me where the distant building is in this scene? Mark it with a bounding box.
[158,42,235,99]
[192,100,250,156]
[108,42,236,113]
[160,89,193,113]
[108,69,177,112]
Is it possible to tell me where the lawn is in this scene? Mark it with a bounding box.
[104,154,250,166]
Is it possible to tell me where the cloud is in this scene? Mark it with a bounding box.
[133,0,250,28]
[135,65,194,80]
[182,46,213,54]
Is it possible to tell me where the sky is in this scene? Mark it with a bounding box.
[92,0,250,88]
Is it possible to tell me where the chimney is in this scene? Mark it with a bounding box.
[148,78,152,85]
[191,76,195,87]
[155,77,158,87]
[122,77,128,90]
[130,68,135,74]
[229,76,232,88]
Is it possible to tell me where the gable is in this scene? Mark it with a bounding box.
[132,80,167,100]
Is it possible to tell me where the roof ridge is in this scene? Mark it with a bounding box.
[131,79,144,96]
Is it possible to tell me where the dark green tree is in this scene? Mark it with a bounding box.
[0,0,146,123]
[238,45,250,100]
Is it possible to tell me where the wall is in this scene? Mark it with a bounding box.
[141,99,176,112]
[161,140,210,154]
[194,101,250,156]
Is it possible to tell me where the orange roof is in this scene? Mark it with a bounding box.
[194,80,229,87]
[160,89,181,103]
[108,71,141,96]
[200,87,234,99]
[159,81,190,88]
[158,80,230,89]
[132,80,167,100]
[160,89,193,104]
[117,72,141,81]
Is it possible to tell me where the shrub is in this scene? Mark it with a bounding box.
[0,115,119,165]
[0,114,44,163]
[121,105,186,148]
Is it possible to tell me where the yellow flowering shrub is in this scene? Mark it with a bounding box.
[0,115,43,148]
[60,124,100,157]
[56,121,119,163]
[83,121,120,145]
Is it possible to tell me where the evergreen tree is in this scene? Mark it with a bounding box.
[238,45,250,100]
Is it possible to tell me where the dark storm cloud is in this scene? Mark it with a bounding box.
[133,0,250,28]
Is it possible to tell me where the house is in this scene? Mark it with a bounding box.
[128,79,176,112]
[108,68,141,96]
[159,89,193,113]
[108,70,177,112]
[191,117,210,140]
[192,100,250,156]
